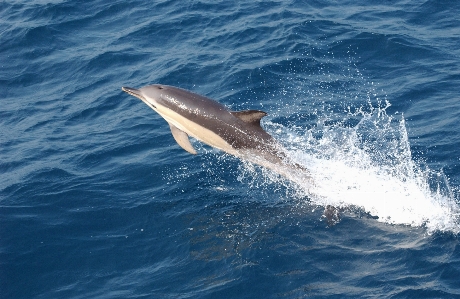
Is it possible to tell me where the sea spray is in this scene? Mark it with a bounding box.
[253,101,460,233]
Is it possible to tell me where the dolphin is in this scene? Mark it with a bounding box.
[122,84,312,186]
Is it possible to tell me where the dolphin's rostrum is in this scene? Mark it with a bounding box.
[122,84,312,186]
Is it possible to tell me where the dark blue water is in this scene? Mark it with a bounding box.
[2,1,460,298]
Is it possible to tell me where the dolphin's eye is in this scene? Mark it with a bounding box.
[157,86,164,89]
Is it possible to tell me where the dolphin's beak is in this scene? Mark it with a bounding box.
[122,86,144,101]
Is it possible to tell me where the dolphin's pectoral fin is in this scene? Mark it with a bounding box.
[231,110,267,127]
[168,123,197,155]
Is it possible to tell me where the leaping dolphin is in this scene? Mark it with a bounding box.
[122,84,312,187]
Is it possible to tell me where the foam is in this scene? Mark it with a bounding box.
[258,104,460,233]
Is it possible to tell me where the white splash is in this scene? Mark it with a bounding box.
[259,103,460,233]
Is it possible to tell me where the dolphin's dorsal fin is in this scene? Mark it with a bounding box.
[231,110,267,127]
[168,123,197,155]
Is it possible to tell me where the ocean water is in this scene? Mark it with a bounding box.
[1,0,460,298]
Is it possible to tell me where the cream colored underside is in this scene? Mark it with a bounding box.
[155,105,238,156]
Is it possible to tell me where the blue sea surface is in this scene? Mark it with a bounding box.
[1,1,460,298]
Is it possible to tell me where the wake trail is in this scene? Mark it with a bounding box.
[255,105,460,233]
